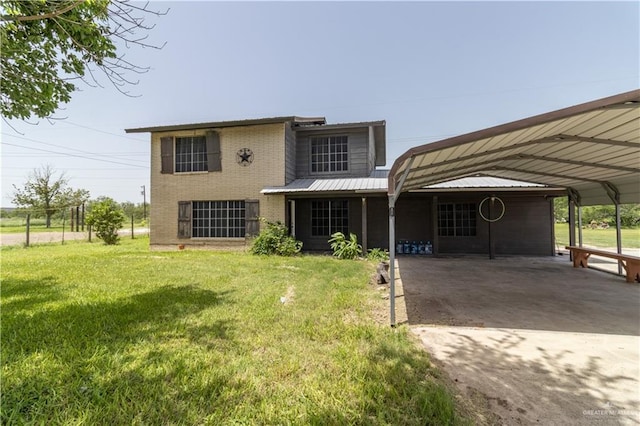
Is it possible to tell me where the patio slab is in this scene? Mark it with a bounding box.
[396,255,640,425]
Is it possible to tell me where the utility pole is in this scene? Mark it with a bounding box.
[141,185,147,222]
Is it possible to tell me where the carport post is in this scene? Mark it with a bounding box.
[578,206,583,247]
[568,198,576,252]
[361,197,368,253]
[567,188,583,253]
[389,194,396,327]
[388,156,414,328]
[602,182,623,275]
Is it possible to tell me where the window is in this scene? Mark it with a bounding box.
[161,132,221,174]
[192,201,245,238]
[311,200,349,236]
[438,203,476,237]
[311,136,348,173]
[175,136,208,173]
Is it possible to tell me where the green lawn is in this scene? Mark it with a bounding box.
[1,239,465,425]
[554,223,640,249]
[0,217,68,234]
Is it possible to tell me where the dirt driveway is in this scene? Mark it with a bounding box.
[396,255,640,425]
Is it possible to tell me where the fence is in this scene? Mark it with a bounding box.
[0,212,148,247]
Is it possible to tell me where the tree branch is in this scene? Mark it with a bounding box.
[1,0,85,22]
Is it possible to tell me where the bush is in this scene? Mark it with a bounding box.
[85,198,125,245]
[250,219,302,256]
[367,247,389,262]
[329,232,362,260]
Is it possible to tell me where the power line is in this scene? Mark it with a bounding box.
[1,153,148,158]
[0,132,149,162]
[1,142,148,168]
[63,120,148,142]
[2,166,146,171]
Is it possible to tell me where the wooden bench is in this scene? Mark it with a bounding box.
[565,246,640,283]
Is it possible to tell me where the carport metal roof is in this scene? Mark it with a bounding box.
[386,90,640,327]
[388,90,640,206]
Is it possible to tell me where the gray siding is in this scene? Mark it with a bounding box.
[284,123,297,184]
[435,194,553,256]
[365,196,391,249]
[290,193,554,256]
[295,128,372,178]
[492,197,554,255]
[294,198,362,251]
[368,126,376,173]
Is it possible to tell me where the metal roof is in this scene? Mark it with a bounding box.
[424,176,545,189]
[125,116,326,134]
[261,171,557,195]
[293,120,386,131]
[388,90,640,206]
[261,171,388,195]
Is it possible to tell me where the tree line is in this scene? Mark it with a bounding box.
[6,165,148,227]
[554,197,640,228]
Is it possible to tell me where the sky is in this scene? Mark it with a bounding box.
[1,1,638,207]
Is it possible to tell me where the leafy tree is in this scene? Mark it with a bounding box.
[554,197,640,227]
[120,201,148,221]
[1,0,166,121]
[553,197,569,223]
[12,165,89,227]
[85,197,125,245]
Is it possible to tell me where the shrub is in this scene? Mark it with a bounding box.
[250,219,302,256]
[367,247,389,262]
[329,232,362,260]
[85,198,125,245]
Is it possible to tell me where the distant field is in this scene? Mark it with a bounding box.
[0,218,67,234]
[0,217,144,234]
[554,223,640,249]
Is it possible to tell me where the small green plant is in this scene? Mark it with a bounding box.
[250,219,302,256]
[367,247,389,262]
[329,232,362,260]
[85,198,125,245]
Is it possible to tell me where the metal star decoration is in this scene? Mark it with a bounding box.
[236,148,253,166]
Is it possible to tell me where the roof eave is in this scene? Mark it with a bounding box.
[125,116,326,134]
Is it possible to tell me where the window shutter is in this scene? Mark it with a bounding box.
[245,200,260,237]
[177,201,191,239]
[160,137,174,174]
[206,131,221,172]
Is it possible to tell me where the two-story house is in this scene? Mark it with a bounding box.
[125,116,388,251]
[127,115,564,255]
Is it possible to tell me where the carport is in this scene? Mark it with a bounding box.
[387,90,640,326]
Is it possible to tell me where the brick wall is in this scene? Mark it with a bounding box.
[149,123,287,246]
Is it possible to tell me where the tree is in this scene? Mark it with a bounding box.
[119,201,149,222]
[12,165,90,227]
[553,197,568,223]
[85,197,125,245]
[0,0,167,121]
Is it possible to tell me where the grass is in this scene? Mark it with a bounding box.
[554,223,640,249]
[1,239,465,425]
[0,217,69,234]
[0,217,147,234]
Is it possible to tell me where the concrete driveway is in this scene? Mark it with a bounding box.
[397,255,640,425]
